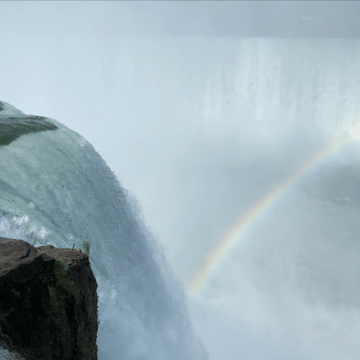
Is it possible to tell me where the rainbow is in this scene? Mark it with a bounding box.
[187,131,355,295]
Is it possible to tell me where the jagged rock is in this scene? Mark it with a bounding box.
[0,237,98,360]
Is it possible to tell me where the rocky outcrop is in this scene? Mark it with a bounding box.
[0,237,98,360]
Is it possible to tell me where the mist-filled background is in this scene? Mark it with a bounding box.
[2,1,360,359]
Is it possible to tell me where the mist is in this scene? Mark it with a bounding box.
[1,2,360,359]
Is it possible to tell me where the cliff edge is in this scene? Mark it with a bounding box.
[0,237,98,360]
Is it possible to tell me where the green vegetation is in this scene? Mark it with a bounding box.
[82,239,90,256]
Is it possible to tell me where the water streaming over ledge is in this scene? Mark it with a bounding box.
[0,101,208,360]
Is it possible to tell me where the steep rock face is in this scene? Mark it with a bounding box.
[0,237,98,360]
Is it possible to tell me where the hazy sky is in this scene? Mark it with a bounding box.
[2,1,360,37]
[1,2,360,360]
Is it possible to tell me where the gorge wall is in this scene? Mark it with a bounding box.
[0,237,98,360]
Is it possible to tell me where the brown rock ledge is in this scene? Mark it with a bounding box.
[0,237,98,360]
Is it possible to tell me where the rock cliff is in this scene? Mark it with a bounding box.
[0,237,98,360]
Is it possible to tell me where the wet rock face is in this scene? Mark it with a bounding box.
[0,237,98,360]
